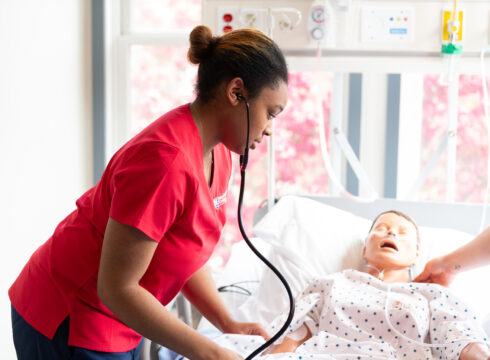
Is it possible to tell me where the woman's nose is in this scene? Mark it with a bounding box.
[387,229,396,236]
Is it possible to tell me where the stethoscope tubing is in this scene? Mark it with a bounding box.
[236,96,295,359]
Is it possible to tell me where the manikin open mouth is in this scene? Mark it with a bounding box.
[380,239,398,251]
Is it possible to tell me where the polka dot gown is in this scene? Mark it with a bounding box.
[211,270,487,360]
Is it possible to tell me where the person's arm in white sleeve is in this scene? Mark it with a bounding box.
[267,325,312,354]
[428,287,489,360]
[264,279,326,354]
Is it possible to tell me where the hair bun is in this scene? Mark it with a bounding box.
[188,25,217,64]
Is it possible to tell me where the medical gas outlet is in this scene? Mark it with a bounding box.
[217,7,264,34]
[441,10,464,55]
[308,0,334,45]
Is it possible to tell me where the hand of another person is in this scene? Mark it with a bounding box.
[223,320,270,341]
[459,342,490,360]
[413,256,458,286]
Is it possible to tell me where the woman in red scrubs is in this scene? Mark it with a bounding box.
[10,25,289,360]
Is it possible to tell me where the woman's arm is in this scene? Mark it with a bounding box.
[97,218,241,360]
[182,266,269,339]
[415,227,490,286]
[445,226,490,271]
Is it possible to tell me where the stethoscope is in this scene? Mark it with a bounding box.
[235,93,295,359]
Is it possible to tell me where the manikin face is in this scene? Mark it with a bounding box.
[363,213,419,270]
[222,81,288,155]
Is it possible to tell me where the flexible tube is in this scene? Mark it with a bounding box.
[314,45,378,202]
[236,98,295,360]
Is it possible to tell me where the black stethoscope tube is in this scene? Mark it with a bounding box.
[236,96,295,359]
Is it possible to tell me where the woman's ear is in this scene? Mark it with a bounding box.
[225,77,245,105]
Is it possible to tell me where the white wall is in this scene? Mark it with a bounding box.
[0,1,93,358]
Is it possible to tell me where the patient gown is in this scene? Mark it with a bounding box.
[213,269,488,360]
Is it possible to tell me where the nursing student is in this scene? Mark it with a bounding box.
[9,25,288,360]
[415,227,490,286]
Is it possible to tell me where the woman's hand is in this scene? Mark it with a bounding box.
[459,342,490,360]
[413,256,458,286]
[222,320,270,341]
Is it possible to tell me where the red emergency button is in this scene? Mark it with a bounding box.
[223,25,233,33]
[223,13,233,23]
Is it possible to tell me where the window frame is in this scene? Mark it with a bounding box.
[105,0,489,203]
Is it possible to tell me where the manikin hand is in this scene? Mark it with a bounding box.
[459,342,490,360]
[413,256,458,286]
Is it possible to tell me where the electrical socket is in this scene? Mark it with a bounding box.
[238,8,265,32]
[217,7,239,34]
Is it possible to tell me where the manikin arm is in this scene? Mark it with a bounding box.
[267,325,312,354]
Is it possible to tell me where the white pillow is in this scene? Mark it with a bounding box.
[253,196,370,276]
[244,196,370,323]
[242,195,486,326]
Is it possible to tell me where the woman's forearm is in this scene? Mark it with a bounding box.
[99,283,221,360]
[445,227,490,273]
[181,266,235,332]
[98,219,226,360]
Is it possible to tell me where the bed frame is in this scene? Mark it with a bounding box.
[145,195,490,359]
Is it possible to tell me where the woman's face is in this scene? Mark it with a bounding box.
[222,81,288,155]
[363,213,419,270]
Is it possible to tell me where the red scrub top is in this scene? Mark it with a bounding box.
[9,104,232,352]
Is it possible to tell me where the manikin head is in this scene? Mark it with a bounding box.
[363,210,420,282]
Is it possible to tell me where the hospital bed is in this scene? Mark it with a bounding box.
[147,195,490,360]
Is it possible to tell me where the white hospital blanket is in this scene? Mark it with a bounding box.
[212,270,488,360]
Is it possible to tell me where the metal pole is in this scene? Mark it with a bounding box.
[330,72,344,196]
[446,73,459,202]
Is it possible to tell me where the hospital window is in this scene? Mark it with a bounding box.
[129,0,201,32]
[419,74,489,203]
[122,1,490,270]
